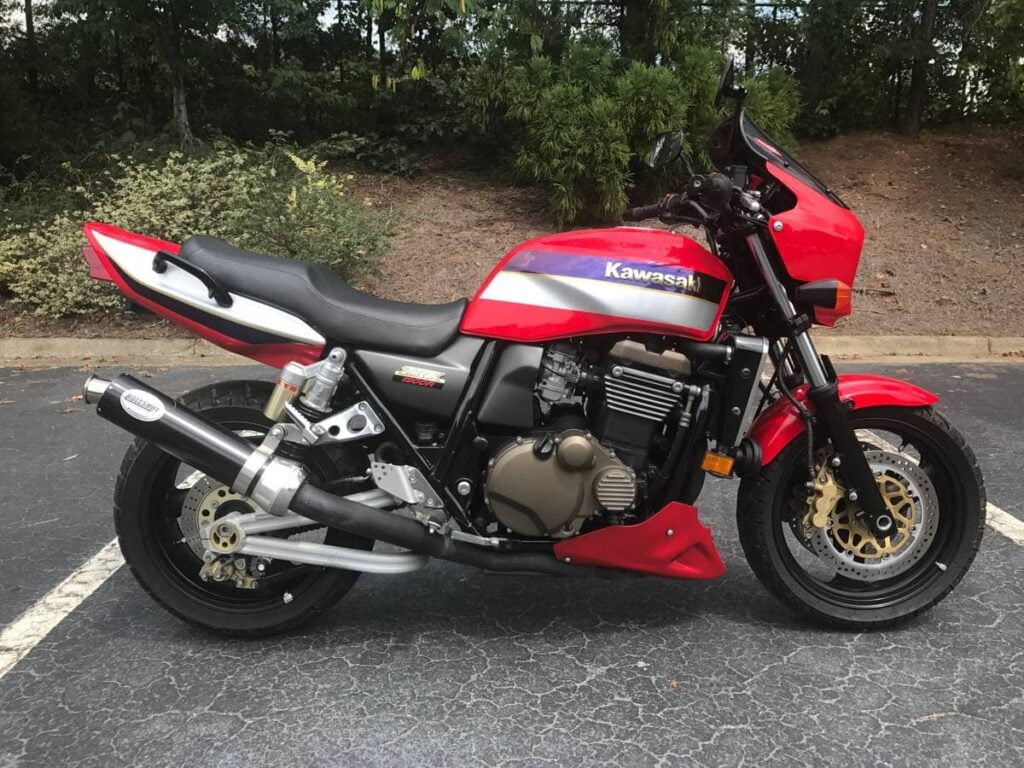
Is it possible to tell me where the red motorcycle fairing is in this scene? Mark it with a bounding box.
[552,502,726,580]
[460,228,734,343]
[82,222,324,367]
[747,374,940,466]
[765,163,865,326]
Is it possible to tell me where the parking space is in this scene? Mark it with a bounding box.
[1,362,1023,766]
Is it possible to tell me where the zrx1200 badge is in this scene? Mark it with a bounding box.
[393,365,446,389]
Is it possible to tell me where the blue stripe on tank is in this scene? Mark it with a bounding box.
[503,249,725,300]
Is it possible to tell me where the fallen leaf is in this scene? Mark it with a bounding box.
[62,454,79,461]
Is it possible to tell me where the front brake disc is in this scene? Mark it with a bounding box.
[806,450,940,582]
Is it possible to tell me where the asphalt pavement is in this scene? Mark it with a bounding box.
[1,361,1023,767]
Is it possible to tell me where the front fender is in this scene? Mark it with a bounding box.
[747,374,939,466]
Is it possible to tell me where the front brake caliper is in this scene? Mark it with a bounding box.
[806,464,844,530]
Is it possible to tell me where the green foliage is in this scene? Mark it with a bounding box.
[741,67,802,151]
[311,132,423,175]
[615,63,691,157]
[0,143,393,316]
[472,39,801,225]
[512,84,631,224]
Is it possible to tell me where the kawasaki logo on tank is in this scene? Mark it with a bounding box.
[502,250,726,302]
[603,261,698,292]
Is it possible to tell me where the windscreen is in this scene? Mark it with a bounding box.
[740,112,848,209]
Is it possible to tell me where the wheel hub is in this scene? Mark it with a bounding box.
[830,472,916,559]
[179,476,252,558]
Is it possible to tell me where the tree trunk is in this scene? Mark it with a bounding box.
[366,4,373,58]
[170,67,192,145]
[337,0,346,81]
[270,5,280,68]
[619,0,654,63]
[24,0,39,93]
[745,0,757,75]
[378,22,385,79]
[159,9,193,145]
[114,28,126,92]
[901,0,938,137]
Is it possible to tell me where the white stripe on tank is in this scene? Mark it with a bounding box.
[480,271,719,332]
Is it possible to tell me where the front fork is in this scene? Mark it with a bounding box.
[748,234,894,537]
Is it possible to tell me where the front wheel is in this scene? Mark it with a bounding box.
[737,406,985,629]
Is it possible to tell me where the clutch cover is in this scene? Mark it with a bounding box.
[485,429,636,537]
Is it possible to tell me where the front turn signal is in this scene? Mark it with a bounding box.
[701,451,735,478]
[794,279,852,314]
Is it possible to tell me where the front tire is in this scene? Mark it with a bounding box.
[114,380,374,637]
[737,406,985,629]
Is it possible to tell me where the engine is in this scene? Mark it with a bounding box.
[484,340,697,538]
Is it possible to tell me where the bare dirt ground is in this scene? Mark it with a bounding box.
[800,124,1024,336]
[348,166,552,304]
[6,124,1021,338]
[359,125,1024,337]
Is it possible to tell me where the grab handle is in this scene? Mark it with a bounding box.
[152,250,233,308]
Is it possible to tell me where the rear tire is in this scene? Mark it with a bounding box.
[114,380,373,637]
[737,406,985,629]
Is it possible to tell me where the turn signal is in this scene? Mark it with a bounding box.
[833,282,852,315]
[701,451,735,478]
[794,278,851,311]
[794,279,853,325]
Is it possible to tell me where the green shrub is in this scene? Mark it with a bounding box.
[741,67,802,152]
[0,142,393,316]
[615,63,690,158]
[468,41,802,226]
[311,132,423,176]
[513,85,631,224]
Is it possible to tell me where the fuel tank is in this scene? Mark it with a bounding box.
[460,228,733,343]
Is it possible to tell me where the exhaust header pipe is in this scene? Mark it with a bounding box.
[88,374,591,577]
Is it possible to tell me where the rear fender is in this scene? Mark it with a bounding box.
[747,374,940,466]
[82,221,324,367]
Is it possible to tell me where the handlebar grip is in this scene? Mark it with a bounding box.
[622,203,665,222]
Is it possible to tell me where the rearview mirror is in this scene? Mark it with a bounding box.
[646,131,685,169]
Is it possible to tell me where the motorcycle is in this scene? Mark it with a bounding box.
[80,59,984,636]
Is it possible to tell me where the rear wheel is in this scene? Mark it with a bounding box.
[114,380,374,637]
[737,406,985,629]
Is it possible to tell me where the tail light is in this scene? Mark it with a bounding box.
[81,245,113,282]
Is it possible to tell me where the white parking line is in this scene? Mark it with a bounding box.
[0,538,123,679]
[986,504,1024,545]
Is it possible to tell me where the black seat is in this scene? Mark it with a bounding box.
[180,236,466,357]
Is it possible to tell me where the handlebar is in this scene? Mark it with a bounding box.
[622,173,734,223]
[622,202,669,222]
